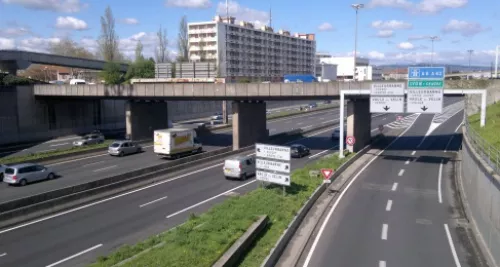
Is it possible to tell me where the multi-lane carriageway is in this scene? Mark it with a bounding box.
[0,97,473,267]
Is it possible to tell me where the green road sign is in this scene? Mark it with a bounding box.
[407,80,444,89]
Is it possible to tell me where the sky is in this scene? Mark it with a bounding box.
[0,0,499,66]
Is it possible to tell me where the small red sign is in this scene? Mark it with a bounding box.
[321,168,334,180]
[346,136,356,146]
[397,115,403,121]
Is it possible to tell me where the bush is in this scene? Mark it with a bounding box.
[1,74,34,86]
[124,58,155,81]
[100,61,124,85]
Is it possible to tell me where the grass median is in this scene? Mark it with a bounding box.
[468,101,500,149]
[0,141,113,165]
[89,151,354,267]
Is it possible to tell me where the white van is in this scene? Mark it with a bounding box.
[223,155,255,180]
[69,79,86,85]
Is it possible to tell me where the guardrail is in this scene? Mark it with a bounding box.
[464,120,500,173]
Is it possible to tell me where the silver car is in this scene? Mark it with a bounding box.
[223,155,256,180]
[108,140,142,157]
[73,134,105,147]
[3,163,56,186]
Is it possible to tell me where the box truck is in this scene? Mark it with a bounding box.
[154,128,202,159]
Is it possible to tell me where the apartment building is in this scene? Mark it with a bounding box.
[188,16,316,82]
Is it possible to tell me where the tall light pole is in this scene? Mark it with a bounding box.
[429,36,439,66]
[467,49,473,80]
[351,3,364,81]
[495,45,499,79]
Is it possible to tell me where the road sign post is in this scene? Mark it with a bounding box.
[370,83,405,113]
[256,144,291,195]
[407,67,445,114]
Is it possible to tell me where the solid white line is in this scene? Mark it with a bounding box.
[381,224,388,240]
[93,165,117,172]
[405,159,410,165]
[379,260,387,267]
[319,117,325,120]
[0,253,6,257]
[45,244,103,267]
[438,161,443,204]
[398,169,405,176]
[139,196,168,208]
[392,182,398,191]
[386,200,392,211]
[411,151,416,156]
[46,136,83,143]
[308,146,337,159]
[0,127,335,235]
[50,143,69,147]
[444,224,462,267]
[166,180,256,218]
[301,113,421,267]
[39,149,56,153]
[82,161,104,167]
[454,122,463,133]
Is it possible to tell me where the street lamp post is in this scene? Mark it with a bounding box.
[495,45,499,79]
[429,36,439,66]
[351,3,364,81]
[467,49,473,80]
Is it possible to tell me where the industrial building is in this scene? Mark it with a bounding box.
[319,56,383,81]
[188,16,316,82]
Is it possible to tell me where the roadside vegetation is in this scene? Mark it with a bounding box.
[89,152,353,267]
[468,101,500,149]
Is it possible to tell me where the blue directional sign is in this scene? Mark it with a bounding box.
[408,67,445,79]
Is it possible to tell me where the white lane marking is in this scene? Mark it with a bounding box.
[0,127,336,235]
[411,151,416,156]
[438,161,443,204]
[301,113,421,267]
[50,143,69,147]
[308,146,337,159]
[47,136,85,143]
[444,224,462,267]
[82,161,105,167]
[93,165,117,173]
[381,224,388,240]
[139,196,168,208]
[379,261,387,267]
[47,153,108,166]
[405,159,410,165]
[398,169,405,176]
[166,180,256,219]
[391,182,398,191]
[0,253,6,257]
[319,117,325,120]
[297,122,303,125]
[45,244,103,267]
[454,122,463,133]
[386,200,392,211]
[39,149,56,153]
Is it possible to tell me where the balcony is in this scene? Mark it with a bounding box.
[189,28,216,34]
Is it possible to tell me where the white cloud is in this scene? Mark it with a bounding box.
[120,18,139,25]
[442,19,488,37]
[17,37,61,52]
[368,0,468,14]
[371,20,412,30]
[318,22,334,32]
[0,38,16,49]
[216,1,269,29]
[376,30,394,38]
[368,51,385,60]
[1,0,88,13]
[55,16,88,30]
[165,0,211,9]
[408,35,430,41]
[119,32,158,59]
[398,42,414,50]
[0,26,32,37]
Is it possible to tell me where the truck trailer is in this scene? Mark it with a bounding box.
[153,128,202,159]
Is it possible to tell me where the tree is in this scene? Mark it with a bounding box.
[135,40,144,62]
[99,6,120,62]
[49,38,95,59]
[124,58,155,81]
[155,25,169,63]
[177,16,189,62]
[100,61,123,84]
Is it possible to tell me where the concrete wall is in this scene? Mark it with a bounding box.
[232,101,268,150]
[461,131,500,266]
[446,80,500,116]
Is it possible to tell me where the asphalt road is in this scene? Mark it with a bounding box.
[0,108,341,203]
[299,97,485,267]
[0,109,395,267]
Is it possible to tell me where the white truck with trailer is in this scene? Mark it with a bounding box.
[153,128,202,159]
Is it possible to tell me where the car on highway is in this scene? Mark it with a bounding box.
[290,144,311,158]
[0,164,7,180]
[3,163,56,186]
[108,140,143,157]
[73,134,105,147]
[211,112,223,120]
[223,155,255,180]
[331,128,346,140]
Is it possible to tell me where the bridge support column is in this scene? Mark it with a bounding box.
[125,100,169,140]
[346,98,371,153]
[232,100,268,150]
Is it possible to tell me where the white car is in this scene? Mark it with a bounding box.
[73,134,105,147]
[211,113,223,120]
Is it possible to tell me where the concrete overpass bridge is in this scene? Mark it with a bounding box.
[445,71,492,80]
[0,50,129,75]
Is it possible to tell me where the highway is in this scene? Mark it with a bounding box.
[0,110,396,267]
[0,108,340,204]
[299,97,485,267]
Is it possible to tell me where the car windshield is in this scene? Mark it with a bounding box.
[5,168,15,174]
[110,143,121,148]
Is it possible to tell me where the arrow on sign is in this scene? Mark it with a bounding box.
[421,106,428,111]
[383,106,390,111]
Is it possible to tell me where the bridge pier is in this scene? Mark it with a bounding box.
[232,100,268,150]
[125,100,169,140]
[346,98,371,152]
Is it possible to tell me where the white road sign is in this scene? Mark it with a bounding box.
[256,143,291,161]
[256,158,290,173]
[370,83,405,96]
[370,96,404,113]
[407,88,443,113]
[256,170,290,186]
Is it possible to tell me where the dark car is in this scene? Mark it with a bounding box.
[290,144,310,158]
